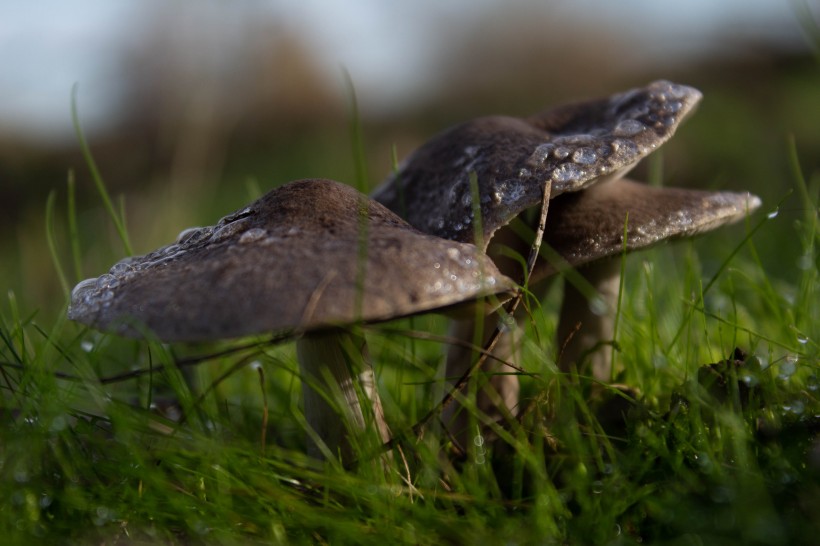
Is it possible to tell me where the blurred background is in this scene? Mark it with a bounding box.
[2,0,818,319]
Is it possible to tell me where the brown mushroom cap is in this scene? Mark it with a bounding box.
[372,80,702,246]
[68,179,516,342]
[534,178,762,280]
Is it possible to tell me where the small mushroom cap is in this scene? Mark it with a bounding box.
[532,178,762,281]
[68,179,516,342]
[372,80,702,247]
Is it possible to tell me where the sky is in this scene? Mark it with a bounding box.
[0,0,809,145]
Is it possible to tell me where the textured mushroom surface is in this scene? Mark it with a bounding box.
[372,80,702,246]
[534,178,762,280]
[68,179,516,341]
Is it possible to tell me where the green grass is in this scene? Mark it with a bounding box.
[2,79,820,544]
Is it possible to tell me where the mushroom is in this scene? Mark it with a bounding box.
[537,178,761,381]
[372,80,703,247]
[68,178,516,462]
[371,81,705,442]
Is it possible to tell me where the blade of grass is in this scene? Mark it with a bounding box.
[342,68,368,194]
[609,213,629,381]
[66,170,84,281]
[45,190,70,298]
[71,84,133,256]
[668,194,785,351]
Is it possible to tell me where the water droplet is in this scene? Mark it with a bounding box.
[612,119,645,137]
[433,262,440,269]
[746,354,768,371]
[238,228,267,244]
[695,452,713,473]
[71,278,97,299]
[553,146,571,159]
[663,100,684,113]
[796,333,809,345]
[218,206,252,226]
[211,219,249,242]
[109,259,136,276]
[741,372,759,387]
[81,340,94,352]
[95,274,117,290]
[591,480,604,494]
[589,295,609,316]
[447,248,460,259]
[778,356,798,380]
[39,494,53,509]
[497,314,515,332]
[527,143,554,165]
[98,290,114,302]
[767,209,779,219]
[571,147,598,165]
[176,226,212,245]
[783,399,805,415]
[551,163,585,183]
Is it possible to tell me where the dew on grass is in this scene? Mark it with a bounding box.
[746,354,769,371]
[49,415,67,432]
[93,506,112,526]
[740,372,759,388]
[694,452,714,473]
[591,480,604,494]
[778,356,798,380]
[80,340,94,352]
[782,399,805,415]
[38,494,52,509]
[767,209,779,219]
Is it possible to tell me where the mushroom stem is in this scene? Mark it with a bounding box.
[297,331,391,462]
[556,259,621,382]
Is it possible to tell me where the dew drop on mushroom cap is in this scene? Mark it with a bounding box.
[371,80,703,248]
[534,178,763,281]
[68,179,516,341]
